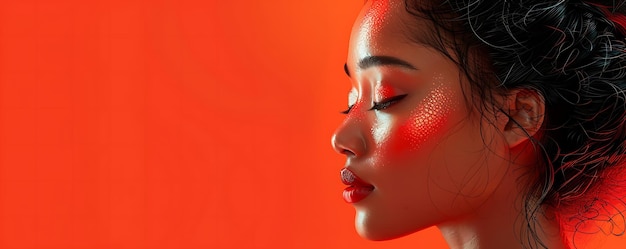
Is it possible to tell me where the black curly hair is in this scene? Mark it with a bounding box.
[402,0,626,248]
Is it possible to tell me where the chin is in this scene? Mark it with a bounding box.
[355,223,422,241]
[354,210,426,241]
[356,227,396,241]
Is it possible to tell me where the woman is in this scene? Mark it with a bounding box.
[331,0,626,248]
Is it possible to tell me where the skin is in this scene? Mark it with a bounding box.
[331,0,566,248]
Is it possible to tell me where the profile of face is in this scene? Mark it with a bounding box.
[331,0,518,241]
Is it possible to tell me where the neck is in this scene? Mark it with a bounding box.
[436,164,568,249]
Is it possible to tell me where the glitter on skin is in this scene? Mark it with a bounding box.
[358,0,400,57]
[394,75,457,154]
[363,0,391,33]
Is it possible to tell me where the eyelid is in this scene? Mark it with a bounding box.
[369,94,408,111]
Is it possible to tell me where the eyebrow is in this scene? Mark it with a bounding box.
[344,55,418,77]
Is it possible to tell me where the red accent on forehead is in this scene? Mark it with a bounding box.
[364,0,391,36]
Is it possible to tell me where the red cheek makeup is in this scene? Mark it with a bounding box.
[389,77,457,156]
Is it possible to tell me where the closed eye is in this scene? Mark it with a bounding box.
[369,94,407,111]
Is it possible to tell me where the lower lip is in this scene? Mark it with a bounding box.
[343,186,374,203]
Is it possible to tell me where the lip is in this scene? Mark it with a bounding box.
[340,168,375,203]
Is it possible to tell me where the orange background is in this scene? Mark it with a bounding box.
[0,1,623,248]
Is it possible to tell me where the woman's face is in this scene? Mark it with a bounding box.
[331,0,511,240]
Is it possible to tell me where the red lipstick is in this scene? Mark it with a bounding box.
[341,168,374,203]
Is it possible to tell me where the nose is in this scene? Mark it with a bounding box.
[331,118,367,158]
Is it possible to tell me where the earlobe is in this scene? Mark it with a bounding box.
[503,89,545,148]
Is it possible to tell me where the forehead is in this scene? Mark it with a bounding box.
[360,0,404,33]
[349,0,419,64]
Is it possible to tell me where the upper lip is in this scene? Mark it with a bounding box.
[341,168,374,187]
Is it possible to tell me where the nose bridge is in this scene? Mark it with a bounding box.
[331,106,369,157]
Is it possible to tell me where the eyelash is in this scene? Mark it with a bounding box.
[370,94,407,111]
[341,94,407,114]
[341,105,353,114]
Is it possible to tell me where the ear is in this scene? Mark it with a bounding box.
[502,89,545,148]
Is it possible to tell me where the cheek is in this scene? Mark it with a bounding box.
[380,85,458,161]
[399,86,455,151]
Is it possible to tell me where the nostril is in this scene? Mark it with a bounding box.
[341,149,356,157]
